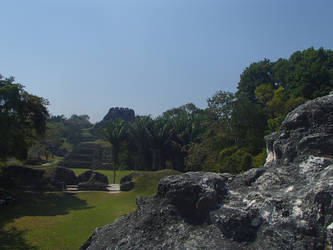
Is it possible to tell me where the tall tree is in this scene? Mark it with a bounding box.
[148,119,174,170]
[236,59,273,102]
[102,119,128,183]
[0,75,49,160]
[129,116,153,170]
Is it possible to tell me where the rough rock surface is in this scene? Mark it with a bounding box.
[81,94,333,250]
[266,93,333,165]
[78,170,108,190]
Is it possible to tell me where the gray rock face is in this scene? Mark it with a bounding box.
[81,94,333,250]
[78,170,108,190]
[266,93,333,165]
[157,172,228,223]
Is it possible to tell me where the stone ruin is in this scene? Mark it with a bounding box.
[92,107,135,132]
[59,142,111,170]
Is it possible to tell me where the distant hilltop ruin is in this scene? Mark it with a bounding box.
[93,107,135,131]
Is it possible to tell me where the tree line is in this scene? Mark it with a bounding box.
[104,47,333,174]
[1,47,333,174]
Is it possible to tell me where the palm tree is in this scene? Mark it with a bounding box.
[129,116,153,170]
[169,113,203,171]
[103,119,127,183]
[148,119,174,170]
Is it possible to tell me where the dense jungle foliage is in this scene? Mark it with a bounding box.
[1,47,333,174]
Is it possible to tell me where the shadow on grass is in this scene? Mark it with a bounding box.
[1,192,91,218]
[0,227,37,250]
[0,192,92,249]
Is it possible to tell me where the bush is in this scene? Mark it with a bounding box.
[215,147,253,174]
[252,149,267,167]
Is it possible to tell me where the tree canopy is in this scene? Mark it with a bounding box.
[92,47,333,175]
[0,75,49,160]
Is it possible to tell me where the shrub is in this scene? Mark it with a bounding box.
[215,147,253,174]
[252,149,267,167]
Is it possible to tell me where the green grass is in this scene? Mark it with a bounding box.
[0,169,180,250]
[70,169,133,184]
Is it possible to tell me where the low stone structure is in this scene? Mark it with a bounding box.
[81,93,333,250]
[78,170,108,191]
[119,173,136,191]
[120,181,134,191]
[0,166,78,191]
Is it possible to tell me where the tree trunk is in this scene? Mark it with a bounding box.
[113,149,119,184]
[152,150,157,171]
[113,164,116,184]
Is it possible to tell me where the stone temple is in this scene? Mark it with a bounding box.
[93,107,135,131]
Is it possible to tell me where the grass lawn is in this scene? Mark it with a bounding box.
[0,169,180,250]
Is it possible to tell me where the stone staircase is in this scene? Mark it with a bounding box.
[66,185,79,191]
[106,184,120,192]
[65,184,120,192]
[59,140,112,170]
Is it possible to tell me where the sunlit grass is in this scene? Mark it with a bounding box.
[0,169,180,250]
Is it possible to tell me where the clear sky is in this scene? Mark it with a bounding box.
[1,0,332,122]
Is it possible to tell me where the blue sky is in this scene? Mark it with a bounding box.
[1,0,332,122]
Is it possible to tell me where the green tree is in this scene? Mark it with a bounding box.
[129,116,154,170]
[102,119,128,183]
[215,146,253,174]
[207,91,235,121]
[236,59,273,102]
[286,47,333,99]
[231,96,266,154]
[63,114,92,145]
[148,119,174,170]
[0,75,49,160]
